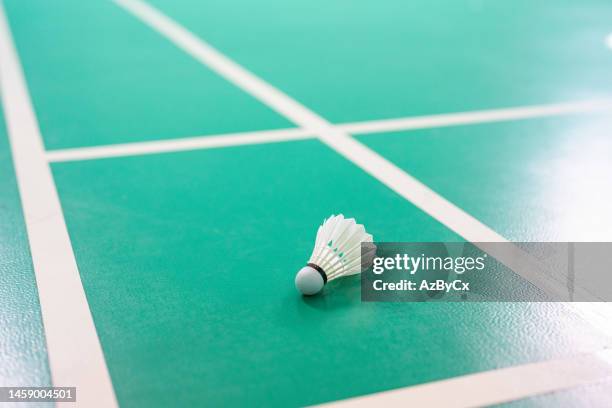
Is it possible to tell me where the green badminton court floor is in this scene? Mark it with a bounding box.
[1,0,612,407]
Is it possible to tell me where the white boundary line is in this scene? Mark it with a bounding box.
[316,349,612,408]
[113,1,612,405]
[0,2,118,407]
[45,99,612,163]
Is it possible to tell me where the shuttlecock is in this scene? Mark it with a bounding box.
[295,214,375,295]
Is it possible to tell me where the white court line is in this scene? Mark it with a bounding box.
[45,99,612,163]
[46,127,311,162]
[0,2,118,408]
[339,98,612,135]
[113,2,612,404]
[316,349,612,408]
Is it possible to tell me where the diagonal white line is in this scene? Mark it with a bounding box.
[45,98,612,163]
[113,0,612,328]
[111,0,612,405]
[113,2,612,402]
[112,0,601,295]
[114,0,612,297]
[315,349,612,408]
[112,0,508,239]
[0,2,118,407]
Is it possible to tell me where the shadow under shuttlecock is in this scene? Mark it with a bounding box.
[300,275,362,311]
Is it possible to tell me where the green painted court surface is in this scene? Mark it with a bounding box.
[1,0,612,407]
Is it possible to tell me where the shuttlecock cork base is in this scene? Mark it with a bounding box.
[295,263,328,295]
[295,214,374,296]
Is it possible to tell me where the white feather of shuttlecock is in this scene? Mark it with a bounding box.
[307,214,375,281]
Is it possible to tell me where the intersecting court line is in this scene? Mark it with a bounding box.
[111,0,612,303]
[45,99,612,163]
[0,2,118,407]
[114,0,612,405]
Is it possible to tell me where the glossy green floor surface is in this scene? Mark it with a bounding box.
[1,0,612,407]
[4,0,292,149]
[358,114,612,242]
[501,378,612,407]
[148,0,612,122]
[51,144,609,407]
